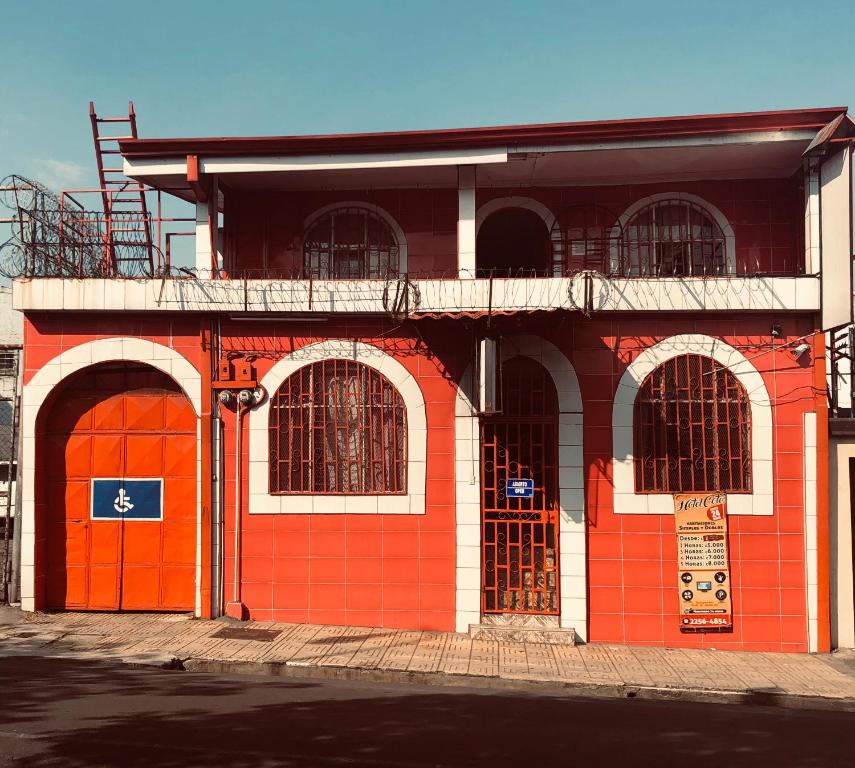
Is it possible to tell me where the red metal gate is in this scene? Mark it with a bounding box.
[481,356,559,614]
[44,363,196,611]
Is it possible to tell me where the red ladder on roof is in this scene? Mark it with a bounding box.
[89,101,154,275]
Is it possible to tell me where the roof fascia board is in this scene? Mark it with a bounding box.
[124,148,507,177]
[515,128,819,155]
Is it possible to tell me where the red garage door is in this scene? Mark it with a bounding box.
[44,363,196,611]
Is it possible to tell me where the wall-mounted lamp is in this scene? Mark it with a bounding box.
[791,343,811,361]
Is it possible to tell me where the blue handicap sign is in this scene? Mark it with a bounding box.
[505,478,534,498]
[91,479,163,521]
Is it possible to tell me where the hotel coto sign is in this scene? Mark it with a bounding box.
[674,493,733,632]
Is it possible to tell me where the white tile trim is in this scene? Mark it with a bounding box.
[454,334,586,639]
[475,196,556,235]
[804,412,818,653]
[248,340,426,515]
[19,338,202,614]
[612,333,773,516]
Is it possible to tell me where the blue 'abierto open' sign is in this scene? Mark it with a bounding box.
[505,478,534,498]
[91,479,163,521]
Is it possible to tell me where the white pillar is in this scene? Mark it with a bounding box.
[195,200,211,276]
[457,165,476,277]
[804,160,821,274]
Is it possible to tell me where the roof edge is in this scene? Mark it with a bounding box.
[119,106,848,160]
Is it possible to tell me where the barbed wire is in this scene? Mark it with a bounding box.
[0,174,161,279]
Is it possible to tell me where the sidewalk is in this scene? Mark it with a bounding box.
[3,609,855,710]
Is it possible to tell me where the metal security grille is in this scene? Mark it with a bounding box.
[551,204,621,275]
[0,346,19,605]
[269,360,406,494]
[635,354,751,493]
[303,207,400,279]
[620,199,727,277]
[481,357,559,614]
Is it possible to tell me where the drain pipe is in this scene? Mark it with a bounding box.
[223,386,264,620]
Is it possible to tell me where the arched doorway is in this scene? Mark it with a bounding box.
[476,207,552,276]
[42,362,197,611]
[480,356,559,615]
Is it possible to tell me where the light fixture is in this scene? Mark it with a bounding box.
[791,343,811,360]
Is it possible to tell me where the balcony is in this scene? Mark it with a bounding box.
[4,176,820,317]
[12,271,820,316]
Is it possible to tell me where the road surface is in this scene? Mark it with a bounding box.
[0,654,852,767]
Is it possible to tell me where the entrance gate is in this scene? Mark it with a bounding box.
[480,356,559,615]
[43,363,196,611]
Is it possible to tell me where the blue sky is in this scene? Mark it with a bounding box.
[1,0,853,206]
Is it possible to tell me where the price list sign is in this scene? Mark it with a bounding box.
[674,493,733,632]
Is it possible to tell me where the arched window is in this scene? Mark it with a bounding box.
[620,198,728,277]
[269,360,406,494]
[303,206,400,279]
[634,354,751,493]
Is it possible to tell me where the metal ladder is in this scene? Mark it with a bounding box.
[89,101,154,275]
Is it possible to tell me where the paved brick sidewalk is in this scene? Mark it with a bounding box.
[3,611,855,707]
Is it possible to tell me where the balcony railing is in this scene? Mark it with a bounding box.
[0,178,192,280]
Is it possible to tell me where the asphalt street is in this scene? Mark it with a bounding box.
[0,654,852,767]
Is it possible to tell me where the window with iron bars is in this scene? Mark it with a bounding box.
[634,354,751,494]
[620,199,727,277]
[303,207,400,279]
[269,360,406,494]
[551,204,621,275]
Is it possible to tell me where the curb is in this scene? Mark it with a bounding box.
[167,655,855,713]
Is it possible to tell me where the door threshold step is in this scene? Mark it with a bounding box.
[468,624,576,645]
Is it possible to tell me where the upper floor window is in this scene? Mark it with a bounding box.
[619,198,728,277]
[303,206,400,279]
[476,203,553,277]
[269,359,406,494]
[634,354,751,493]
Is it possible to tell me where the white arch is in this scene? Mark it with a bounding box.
[249,339,426,515]
[19,338,202,614]
[475,196,556,236]
[609,192,736,274]
[302,201,408,273]
[612,333,773,516]
[454,334,586,639]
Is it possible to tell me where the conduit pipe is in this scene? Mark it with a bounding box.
[224,386,264,620]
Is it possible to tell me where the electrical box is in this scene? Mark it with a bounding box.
[234,359,253,381]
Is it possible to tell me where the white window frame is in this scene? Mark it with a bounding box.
[612,334,773,516]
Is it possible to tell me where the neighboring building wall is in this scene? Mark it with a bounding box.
[0,285,22,601]
[830,437,855,649]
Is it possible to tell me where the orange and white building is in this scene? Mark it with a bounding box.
[10,105,855,652]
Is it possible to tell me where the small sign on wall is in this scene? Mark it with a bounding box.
[674,493,733,632]
[91,478,163,521]
[505,478,534,498]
